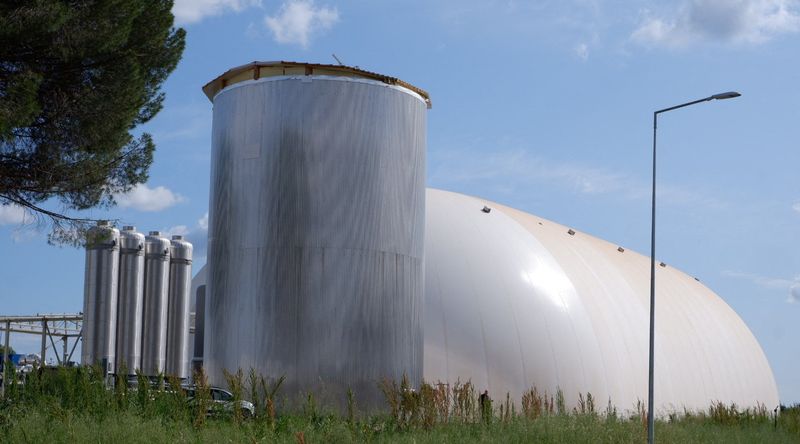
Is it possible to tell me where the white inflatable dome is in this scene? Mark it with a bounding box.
[424,189,777,413]
[192,188,779,413]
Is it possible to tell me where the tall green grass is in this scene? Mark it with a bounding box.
[1,366,798,443]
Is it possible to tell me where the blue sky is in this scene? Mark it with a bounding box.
[1,0,798,403]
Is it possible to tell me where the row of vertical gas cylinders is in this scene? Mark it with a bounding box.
[81,221,193,379]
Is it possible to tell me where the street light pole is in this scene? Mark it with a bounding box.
[647,91,740,444]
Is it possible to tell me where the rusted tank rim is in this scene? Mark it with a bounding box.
[202,61,431,108]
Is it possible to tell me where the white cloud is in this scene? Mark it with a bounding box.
[632,0,800,48]
[793,202,800,213]
[0,204,31,225]
[172,0,261,25]
[632,16,685,47]
[198,212,209,231]
[574,42,590,60]
[11,229,41,243]
[162,225,191,237]
[791,283,800,303]
[722,270,794,289]
[548,163,625,195]
[722,270,800,303]
[152,104,212,143]
[0,204,41,242]
[432,148,627,195]
[264,0,339,48]
[115,184,184,212]
[161,213,207,239]
[192,212,209,264]
[429,146,723,208]
[166,212,209,264]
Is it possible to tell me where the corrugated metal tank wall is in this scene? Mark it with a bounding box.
[166,235,193,379]
[140,231,171,376]
[204,66,428,408]
[115,226,145,374]
[82,220,120,373]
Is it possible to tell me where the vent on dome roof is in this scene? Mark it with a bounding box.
[482,206,491,213]
[617,247,625,252]
[567,229,576,235]
[659,262,666,267]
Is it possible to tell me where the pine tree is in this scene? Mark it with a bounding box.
[0,0,185,243]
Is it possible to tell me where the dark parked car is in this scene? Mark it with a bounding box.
[184,386,255,418]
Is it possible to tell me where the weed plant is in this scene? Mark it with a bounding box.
[1,366,798,443]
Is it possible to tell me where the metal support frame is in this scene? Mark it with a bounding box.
[66,334,81,363]
[40,320,47,367]
[46,324,62,365]
[0,313,84,398]
[2,321,9,398]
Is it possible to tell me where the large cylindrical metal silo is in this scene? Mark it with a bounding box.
[140,231,171,376]
[202,61,430,408]
[82,220,120,374]
[115,226,145,375]
[165,235,193,379]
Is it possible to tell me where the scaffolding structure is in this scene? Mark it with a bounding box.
[1,313,83,397]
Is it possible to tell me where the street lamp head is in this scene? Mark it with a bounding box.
[710,91,741,100]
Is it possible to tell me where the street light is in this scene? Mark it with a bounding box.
[647,91,740,444]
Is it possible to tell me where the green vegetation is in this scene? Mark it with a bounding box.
[1,366,798,443]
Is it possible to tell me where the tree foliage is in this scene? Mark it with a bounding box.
[0,0,185,243]
[0,345,15,356]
